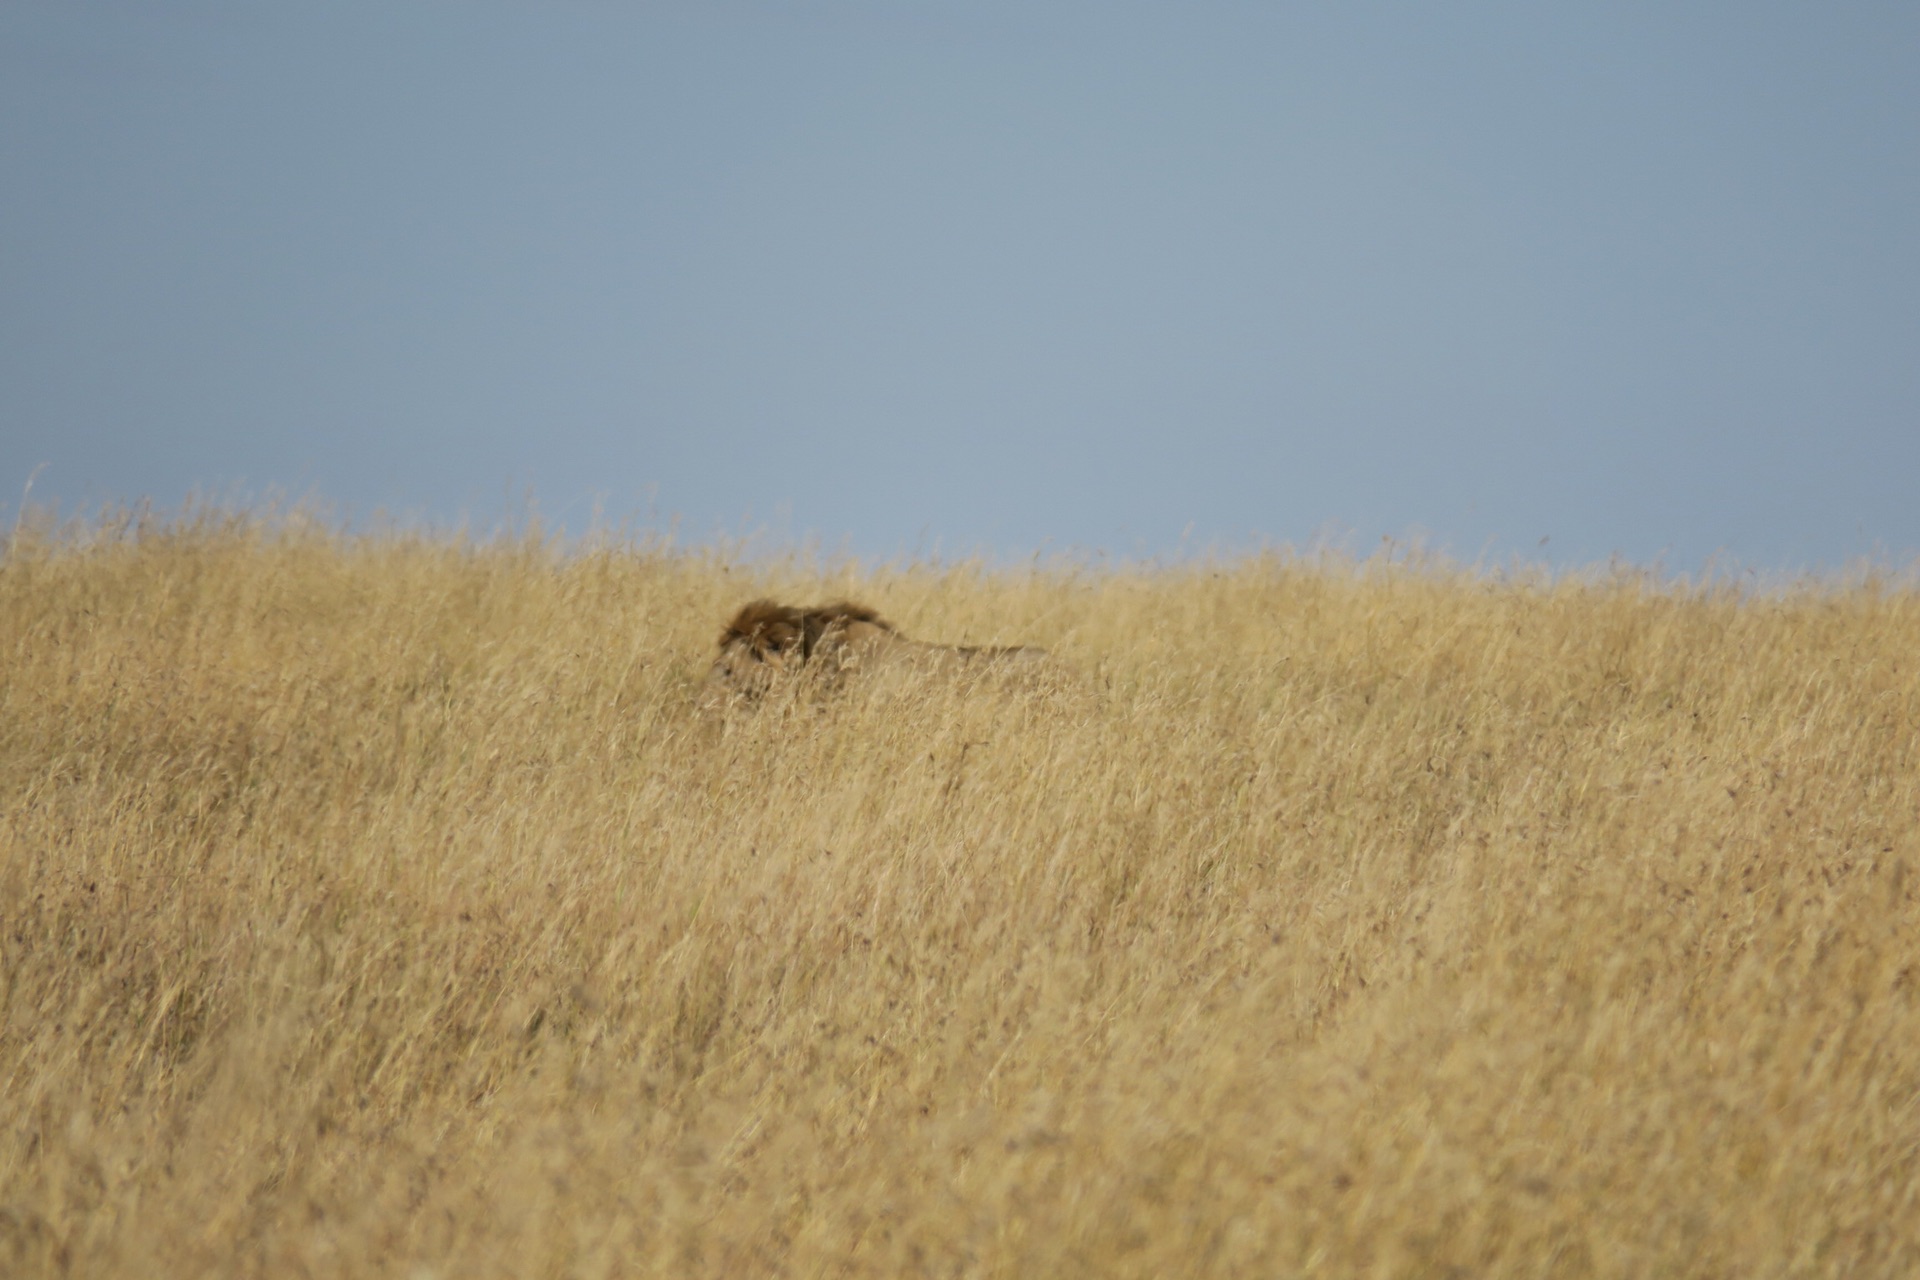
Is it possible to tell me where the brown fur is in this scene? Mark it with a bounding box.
[706,598,1044,697]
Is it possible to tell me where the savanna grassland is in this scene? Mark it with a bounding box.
[3,511,1918,1278]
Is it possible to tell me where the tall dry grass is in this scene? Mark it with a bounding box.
[2,510,1917,1278]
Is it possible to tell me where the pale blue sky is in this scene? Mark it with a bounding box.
[3,3,1916,569]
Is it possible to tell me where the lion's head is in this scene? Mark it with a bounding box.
[705,599,900,697]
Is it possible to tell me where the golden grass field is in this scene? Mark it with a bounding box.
[3,510,1918,1277]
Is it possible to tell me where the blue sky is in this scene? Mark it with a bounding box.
[3,3,1916,569]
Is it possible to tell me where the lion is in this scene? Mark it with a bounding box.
[706,598,1047,698]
